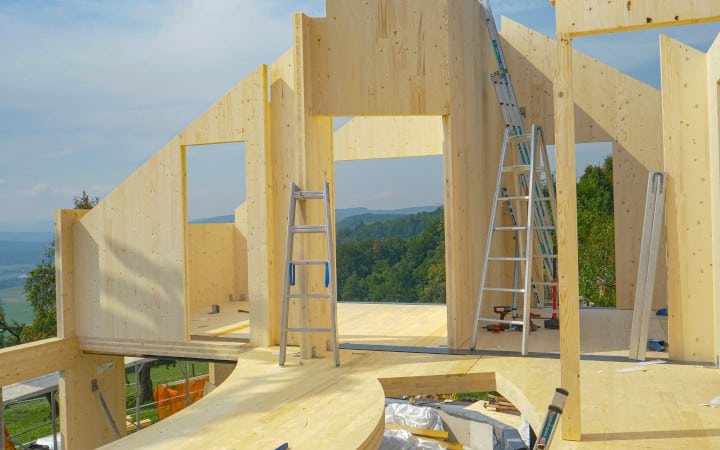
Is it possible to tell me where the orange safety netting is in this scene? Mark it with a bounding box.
[153,375,210,420]
[4,424,16,450]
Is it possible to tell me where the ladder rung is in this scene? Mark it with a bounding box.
[535,226,555,230]
[506,133,531,144]
[502,165,531,173]
[293,191,325,199]
[533,254,558,259]
[476,318,525,325]
[488,256,526,261]
[493,226,528,231]
[290,225,327,233]
[287,293,331,299]
[285,327,333,332]
[535,281,558,286]
[483,287,526,293]
[498,195,529,201]
[290,259,328,265]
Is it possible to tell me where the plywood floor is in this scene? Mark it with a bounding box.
[110,304,718,450]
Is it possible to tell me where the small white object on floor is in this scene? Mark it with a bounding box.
[702,396,720,407]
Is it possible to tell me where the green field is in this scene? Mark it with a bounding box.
[0,285,33,325]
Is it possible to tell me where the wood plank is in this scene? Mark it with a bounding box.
[660,35,714,362]
[0,338,78,386]
[553,32,582,440]
[310,0,449,115]
[555,0,720,37]
[333,116,443,161]
[501,17,666,310]
[379,372,495,398]
[78,336,248,362]
[384,422,449,440]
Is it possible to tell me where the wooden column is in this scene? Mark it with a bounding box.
[553,32,581,440]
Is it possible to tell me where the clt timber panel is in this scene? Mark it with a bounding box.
[709,35,720,362]
[555,0,720,37]
[660,35,714,362]
[59,353,126,449]
[444,0,505,349]
[73,142,187,343]
[310,0,450,116]
[501,18,666,310]
[187,224,242,312]
[333,116,444,161]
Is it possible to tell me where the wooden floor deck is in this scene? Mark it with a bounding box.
[106,303,720,449]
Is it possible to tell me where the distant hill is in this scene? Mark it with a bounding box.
[0,232,54,244]
[336,207,443,244]
[191,206,440,226]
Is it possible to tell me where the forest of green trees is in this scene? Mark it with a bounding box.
[336,155,616,306]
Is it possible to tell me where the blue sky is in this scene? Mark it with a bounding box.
[0,1,718,231]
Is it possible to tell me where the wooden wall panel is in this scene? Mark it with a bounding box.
[187,224,242,312]
[234,202,249,305]
[310,0,449,115]
[661,35,714,362]
[444,0,505,349]
[55,209,88,338]
[333,116,443,161]
[501,18,666,310]
[74,142,187,343]
[709,35,720,363]
[555,0,720,36]
[269,15,336,358]
[59,353,126,449]
[553,32,582,441]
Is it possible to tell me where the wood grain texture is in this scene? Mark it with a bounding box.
[333,116,443,161]
[310,0,449,115]
[555,0,720,36]
[59,353,126,449]
[661,35,714,362]
[444,0,506,350]
[501,17,666,310]
[708,35,720,363]
[553,32,582,441]
[186,224,244,312]
[74,142,187,343]
[55,209,88,338]
[0,338,78,386]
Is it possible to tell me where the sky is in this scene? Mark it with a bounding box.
[0,1,718,231]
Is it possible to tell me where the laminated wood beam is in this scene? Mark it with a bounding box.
[0,338,78,386]
[55,209,88,338]
[553,32,581,441]
[555,0,720,37]
[660,35,714,362]
[378,372,495,398]
[333,116,443,161]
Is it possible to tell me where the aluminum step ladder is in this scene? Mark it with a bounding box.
[279,181,339,367]
[470,125,557,356]
[480,0,557,296]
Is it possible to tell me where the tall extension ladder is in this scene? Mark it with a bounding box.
[471,1,558,355]
[279,181,340,367]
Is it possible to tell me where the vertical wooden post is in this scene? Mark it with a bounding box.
[553,32,581,441]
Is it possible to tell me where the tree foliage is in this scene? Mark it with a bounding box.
[0,192,99,347]
[576,156,615,306]
[337,208,446,303]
